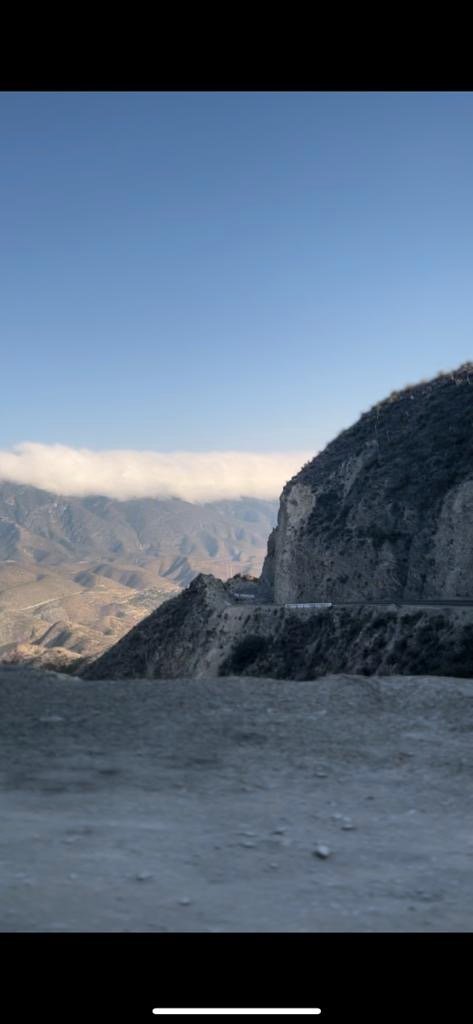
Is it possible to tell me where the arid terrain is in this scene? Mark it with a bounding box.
[1,666,472,932]
[0,487,277,668]
[2,367,473,933]
[0,558,181,671]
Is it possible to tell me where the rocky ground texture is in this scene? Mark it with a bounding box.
[1,666,472,932]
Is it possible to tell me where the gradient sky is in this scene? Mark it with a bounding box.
[1,91,472,455]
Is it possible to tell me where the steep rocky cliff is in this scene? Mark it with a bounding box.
[261,363,473,603]
[85,364,473,681]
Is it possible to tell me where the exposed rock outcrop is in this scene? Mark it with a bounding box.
[84,364,473,681]
[262,363,473,603]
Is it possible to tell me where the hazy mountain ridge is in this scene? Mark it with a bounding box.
[0,483,277,575]
[0,485,277,667]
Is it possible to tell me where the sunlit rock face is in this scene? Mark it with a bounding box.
[261,363,473,603]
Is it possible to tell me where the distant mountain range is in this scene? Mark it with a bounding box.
[0,482,277,668]
[0,483,277,579]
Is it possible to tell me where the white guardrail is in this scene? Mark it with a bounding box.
[284,603,332,609]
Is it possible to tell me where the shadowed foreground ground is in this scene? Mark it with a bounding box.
[1,666,472,932]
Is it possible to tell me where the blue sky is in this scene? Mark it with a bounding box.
[1,91,472,462]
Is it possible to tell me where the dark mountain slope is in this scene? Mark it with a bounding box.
[261,363,473,603]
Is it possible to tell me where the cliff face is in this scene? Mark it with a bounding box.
[262,364,473,603]
[84,364,473,682]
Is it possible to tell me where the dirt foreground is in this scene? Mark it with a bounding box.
[1,666,472,932]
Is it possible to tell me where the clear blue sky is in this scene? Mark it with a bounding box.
[1,91,472,454]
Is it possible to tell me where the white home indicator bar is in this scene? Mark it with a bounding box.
[153,1011,321,1016]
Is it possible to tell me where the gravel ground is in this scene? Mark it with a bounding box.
[1,665,472,932]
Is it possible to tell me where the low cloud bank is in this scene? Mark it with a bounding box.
[0,443,313,502]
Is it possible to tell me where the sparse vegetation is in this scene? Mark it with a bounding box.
[221,634,270,674]
[218,606,473,680]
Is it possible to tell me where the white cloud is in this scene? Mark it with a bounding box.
[0,442,313,502]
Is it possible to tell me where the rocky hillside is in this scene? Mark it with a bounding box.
[0,486,276,665]
[83,574,231,680]
[83,572,473,681]
[261,363,473,603]
[84,364,473,682]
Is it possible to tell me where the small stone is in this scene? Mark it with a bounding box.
[240,841,256,848]
[341,818,355,830]
[315,771,328,778]
[272,827,286,835]
[269,862,279,869]
[314,844,332,859]
[134,872,154,882]
[178,897,192,906]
